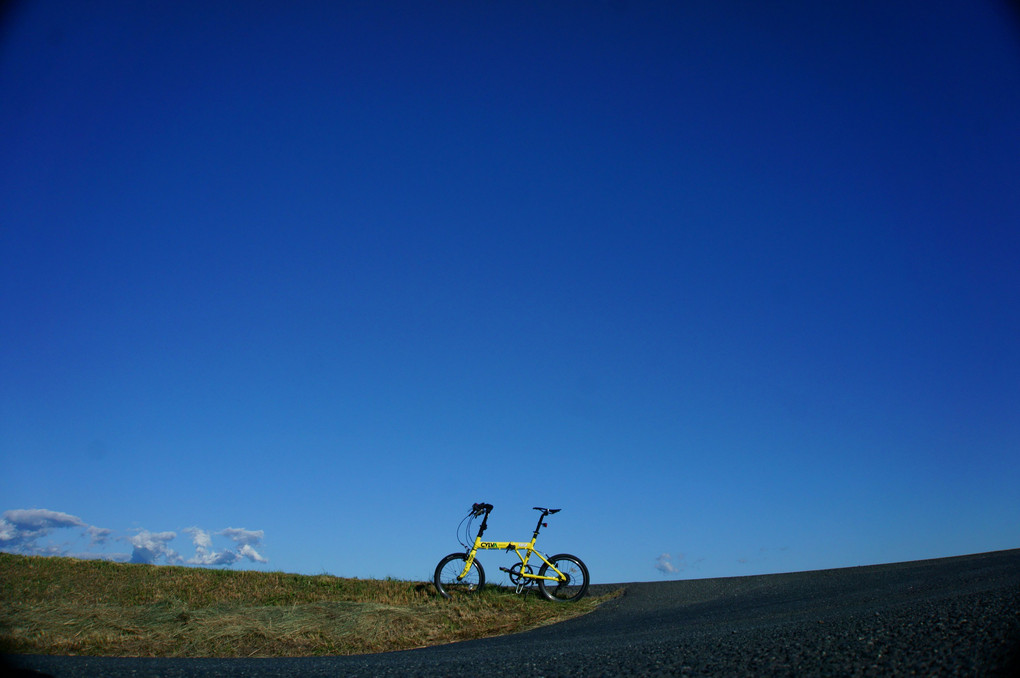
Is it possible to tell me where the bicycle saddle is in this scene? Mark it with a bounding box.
[533,507,561,514]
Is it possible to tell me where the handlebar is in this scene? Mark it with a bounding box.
[473,504,562,516]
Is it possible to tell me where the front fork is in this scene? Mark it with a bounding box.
[459,548,478,579]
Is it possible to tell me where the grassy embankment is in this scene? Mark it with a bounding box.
[0,553,614,657]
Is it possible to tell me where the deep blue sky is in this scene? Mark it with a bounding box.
[2,1,1018,583]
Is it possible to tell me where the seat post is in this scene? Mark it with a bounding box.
[532,509,548,539]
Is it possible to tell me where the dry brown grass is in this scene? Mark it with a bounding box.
[0,553,614,657]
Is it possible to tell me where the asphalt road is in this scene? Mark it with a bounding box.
[7,549,1020,677]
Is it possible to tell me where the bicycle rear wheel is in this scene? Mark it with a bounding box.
[434,553,485,599]
[538,554,589,602]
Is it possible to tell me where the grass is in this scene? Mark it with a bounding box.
[0,553,616,658]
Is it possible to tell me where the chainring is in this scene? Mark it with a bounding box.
[508,562,534,585]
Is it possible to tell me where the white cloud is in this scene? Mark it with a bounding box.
[185,527,214,552]
[655,552,682,575]
[185,527,238,566]
[3,508,86,531]
[2,507,269,567]
[184,526,268,565]
[86,525,113,545]
[219,527,264,547]
[128,529,180,565]
[0,508,108,556]
[238,543,268,564]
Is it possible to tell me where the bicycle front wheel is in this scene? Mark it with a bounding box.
[538,554,589,602]
[434,553,485,599]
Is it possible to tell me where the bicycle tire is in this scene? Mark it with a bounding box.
[434,553,485,599]
[538,553,589,602]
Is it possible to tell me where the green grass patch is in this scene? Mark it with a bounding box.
[0,553,616,657]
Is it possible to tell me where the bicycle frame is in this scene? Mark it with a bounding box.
[458,507,565,586]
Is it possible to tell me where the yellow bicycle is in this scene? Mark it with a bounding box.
[433,502,589,602]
